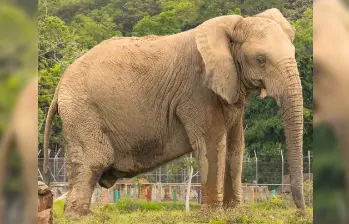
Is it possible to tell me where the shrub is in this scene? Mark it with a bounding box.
[251,194,294,210]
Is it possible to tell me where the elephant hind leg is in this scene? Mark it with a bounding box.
[64,163,100,219]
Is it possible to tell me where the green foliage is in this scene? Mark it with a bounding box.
[133,13,180,36]
[227,8,242,16]
[251,195,294,210]
[53,199,65,218]
[38,15,86,69]
[39,107,45,145]
[239,0,288,15]
[167,154,198,175]
[71,14,121,48]
[133,0,197,36]
[283,0,313,20]
[106,198,201,212]
[292,8,313,59]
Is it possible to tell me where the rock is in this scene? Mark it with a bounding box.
[38,191,53,212]
[38,208,53,224]
[38,181,53,224]
[38,181,52,195]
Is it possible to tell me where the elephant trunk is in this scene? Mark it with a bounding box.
[278,68,306,211]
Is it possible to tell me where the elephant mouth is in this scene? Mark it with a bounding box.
[242,77,268,99]
[244,78,266,93]
[252,79,267,99]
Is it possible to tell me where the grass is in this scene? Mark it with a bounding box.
[53,197,313,224]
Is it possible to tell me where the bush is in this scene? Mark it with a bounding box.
[53,199,65,217]
[251,194,294,210]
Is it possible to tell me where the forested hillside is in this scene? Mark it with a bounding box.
[38,0,313,160]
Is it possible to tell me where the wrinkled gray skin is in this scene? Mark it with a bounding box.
[43,8,305,218]
[0,77,38,224]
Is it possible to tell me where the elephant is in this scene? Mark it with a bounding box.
[314,0,349,208]
[0,76,38,224]
[43,8,306,218]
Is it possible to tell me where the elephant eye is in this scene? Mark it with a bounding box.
[256,56,266,66]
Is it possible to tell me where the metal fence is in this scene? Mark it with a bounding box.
[38,150,313,191]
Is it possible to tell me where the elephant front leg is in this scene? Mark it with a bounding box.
[196,129,227,207]
[223,116,244,208]
[223,149,243,207]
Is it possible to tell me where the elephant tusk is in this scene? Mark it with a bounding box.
[259,88,268,99]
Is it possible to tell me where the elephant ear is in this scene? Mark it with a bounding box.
[255,8,296,43]
[195,15,243,104]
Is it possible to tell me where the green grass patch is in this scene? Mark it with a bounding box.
[53,199,65,218]
[53,198,313,224]
[102,199,201,213]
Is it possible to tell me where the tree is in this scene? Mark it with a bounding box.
[70,14,121,49]
[133,0,197,36]
[38,15,86,69]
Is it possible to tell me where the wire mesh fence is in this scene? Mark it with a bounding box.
[38,150,313,197]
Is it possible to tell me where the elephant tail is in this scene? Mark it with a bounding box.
[43,83,60,174]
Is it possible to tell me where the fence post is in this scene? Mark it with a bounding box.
[159,167,162,183]
[173,188,177,203]
[251,188,255,202]
[159,184,162,202]
[53,157,56,183]
[63,159,66,187]
[127,188,131,197]
[104,189,108,204]
[254,150,258,184]
[281,150,284,193]
[197,189,201,204]
[146,188,151,201]
[308,150,311,177]
[166,165,169,183]
[308,150,311,205]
